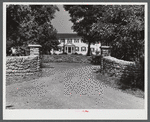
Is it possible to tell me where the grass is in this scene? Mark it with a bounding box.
[42,54,92,63]
[96,71,144,98]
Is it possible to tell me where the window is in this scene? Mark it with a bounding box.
[91,48,95,52]
[81,46,86,51]
[61,47,63,52]
[75,46,79,51]
[60,39,65,43]
[74,39,79,43]
[67,39,72,43]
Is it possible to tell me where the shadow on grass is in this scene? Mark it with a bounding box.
[95,69,144,98]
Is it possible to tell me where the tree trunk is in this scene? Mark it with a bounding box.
[87,41,91,56]
[63,39,65,53]
[63,42,65,53]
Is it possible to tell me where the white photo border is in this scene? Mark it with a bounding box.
[3,2,148,120]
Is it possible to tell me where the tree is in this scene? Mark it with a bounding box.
[91,5,145,90]
[20,5,60,54]
[92,5,144,61]
[6,5,30,55]
[37,23,59,54]
[64,5,103,56]
[7,5,59,55]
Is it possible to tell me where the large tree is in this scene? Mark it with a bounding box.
[91,5,144,89]
[64,5,144,60]
[7,5,59,55]
[7,5,30,54]
[64,5,103,56]
[92,5,144,61]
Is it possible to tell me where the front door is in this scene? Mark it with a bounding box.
[68,47,71,54]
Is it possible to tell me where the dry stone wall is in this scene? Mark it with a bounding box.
[6,56,40,76]
[102,56,136,78]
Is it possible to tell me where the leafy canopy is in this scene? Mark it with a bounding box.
[92,5,144,61]
[64,5,103,55]
[7,5,59,55]
[64,5,144,60]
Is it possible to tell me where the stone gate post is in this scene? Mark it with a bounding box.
[28,44,42,70]
[28,44,42,56]
[100,46,111,70]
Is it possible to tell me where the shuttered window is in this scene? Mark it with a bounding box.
[81,47,86,51]
[75,47,79,51]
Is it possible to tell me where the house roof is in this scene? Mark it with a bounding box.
[57,33,81,39]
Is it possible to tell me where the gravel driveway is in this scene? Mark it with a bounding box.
[6,63,144,109]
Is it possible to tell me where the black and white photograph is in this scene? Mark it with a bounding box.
[3,2,148,120]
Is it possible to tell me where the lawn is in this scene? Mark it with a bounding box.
[96,72,144,98]
[42,54,92,63]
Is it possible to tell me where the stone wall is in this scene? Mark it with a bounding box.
[6,56,40,76]
[102,56,136,79]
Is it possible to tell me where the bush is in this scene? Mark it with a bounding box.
[59,52,67,55]
[135,55,144,90]
[74,52,79,55]
[119,55,144,91]
[91,55,102,65]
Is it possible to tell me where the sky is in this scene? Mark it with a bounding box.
[51,5,76,34]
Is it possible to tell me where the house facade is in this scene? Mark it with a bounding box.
[54,33,101,55]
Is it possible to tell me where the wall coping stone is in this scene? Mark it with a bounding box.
[100,46,112,49]
[28,44,42,47]
[7,55,38,59]
[103,56,135,65]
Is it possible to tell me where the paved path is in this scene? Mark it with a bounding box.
[6,63,144,109]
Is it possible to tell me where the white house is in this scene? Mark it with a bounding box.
[53,33,101,55]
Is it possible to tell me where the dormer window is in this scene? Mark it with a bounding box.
[74,39,79,43]
[67,39,72,43]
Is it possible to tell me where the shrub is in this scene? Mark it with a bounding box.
[95,50,100,55]
[59,52,67,55]
[74,52,79,55]
[77,53,83,55]
[53,52,57,55]
[91,55,102,65]
[119,55,144,91]
[135,54,144,90]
